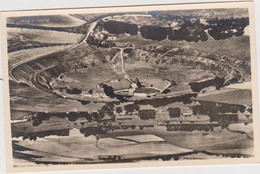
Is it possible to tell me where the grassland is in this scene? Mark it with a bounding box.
[195,88,252,105]
[140,126,253,155]
[7,14,86,27]
[107,15,170,27]
[116,33,250,61]
[125,60,214,92]
[8,28,84,44]
[8,45,73,67]
[162,36,250,61]
[52,64,122,91]
[9,80,105,118]
[7,27,84,52]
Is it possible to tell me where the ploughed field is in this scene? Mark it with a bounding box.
[7,14,86,27]
[7,11,254,165]
[7,27,84,53]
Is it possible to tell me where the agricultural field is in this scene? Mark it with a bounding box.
[7,27,84,53]
[195,88,252,106]
[8,28,84,44]
[7,14,86,27]
[8,45,73,67]
[104,15,171,27]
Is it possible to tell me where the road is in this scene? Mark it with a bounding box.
[9,14,156,85]
[8,14,244,100]
[9,20,97,84]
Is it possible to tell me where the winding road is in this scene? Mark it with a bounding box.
[8,14,244,101]
[9,20,97,85]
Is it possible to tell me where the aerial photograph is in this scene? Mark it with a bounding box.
[3,5,254,169]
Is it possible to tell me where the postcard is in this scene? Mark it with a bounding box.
[1,1,259,173]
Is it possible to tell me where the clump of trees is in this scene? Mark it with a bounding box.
[188,76,225,92]
[167,108,181,118]
[138,109,156,120]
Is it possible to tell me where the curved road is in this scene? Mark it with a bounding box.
[9,14,152,98]
[9,20,97,84]
[9,14,244,99]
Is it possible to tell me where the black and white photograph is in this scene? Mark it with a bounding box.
[1,1,259,173]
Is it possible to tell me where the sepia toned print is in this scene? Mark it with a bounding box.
[1,1,260,173]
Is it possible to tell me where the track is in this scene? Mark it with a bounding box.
[9,20,97,85]
[8,14,244,101]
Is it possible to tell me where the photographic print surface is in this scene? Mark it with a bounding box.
[1,1,260,173]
